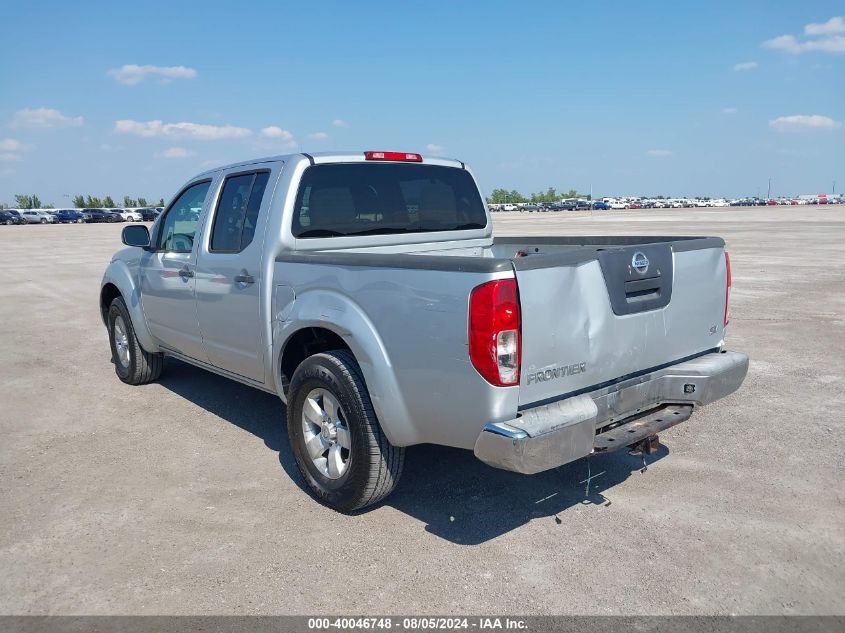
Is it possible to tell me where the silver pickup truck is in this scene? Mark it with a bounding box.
[101,151,748,512]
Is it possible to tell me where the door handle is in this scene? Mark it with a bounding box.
[234,273,255,285]
[178,267,194,279]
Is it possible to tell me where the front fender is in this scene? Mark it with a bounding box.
[101,259,159,353]
[273,290,418,447]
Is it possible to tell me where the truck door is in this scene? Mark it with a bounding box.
[139,179,213,361]
[194,167,276,383]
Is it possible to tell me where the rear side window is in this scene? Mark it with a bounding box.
[292,163,487,238]
[210,171,270,252]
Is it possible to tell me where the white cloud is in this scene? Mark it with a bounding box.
[764,17,845,54]
[156,146,195,159]
[260,126,294,140]
[108,64,198,85]
[769,114,841,131]
[733,61,759,71]
[12,107,83,128]
[308,132,329,140]
[0,138,31,161]
[259,126,297,149]
[804,16,845,36]
[332,119,347,127]
[425,143,446,156]
[0,138,26,152]
[646,149,673,157]
[114,119,251,140]
[722,107,738,114]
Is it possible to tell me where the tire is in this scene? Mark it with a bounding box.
[77,218,83,224]
[107,296,163,385]
[40,218,47,224]
[5,220,11,225]
[287,350,404,512]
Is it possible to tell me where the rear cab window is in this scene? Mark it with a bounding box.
[209,171,270,252]
[292,163,487,238]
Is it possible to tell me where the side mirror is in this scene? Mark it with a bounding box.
[122,224,151,248]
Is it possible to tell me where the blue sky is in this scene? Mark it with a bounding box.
[1,1,843,204]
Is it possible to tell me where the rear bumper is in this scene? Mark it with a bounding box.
[474,350,748,474]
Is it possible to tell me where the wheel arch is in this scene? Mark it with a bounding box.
[273,293,418,447]
[100,260,159,353]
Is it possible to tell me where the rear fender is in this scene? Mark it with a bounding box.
[272,290,415,446]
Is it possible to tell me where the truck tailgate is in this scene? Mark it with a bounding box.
[514,241,728,407]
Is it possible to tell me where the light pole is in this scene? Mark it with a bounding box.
[767,178,771,199]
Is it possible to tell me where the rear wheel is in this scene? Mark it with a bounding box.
[107,296,163,385]
[287,350,404,512]
[5,220,11,225]
[40,218,47,224]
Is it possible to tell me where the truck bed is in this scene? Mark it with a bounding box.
[275,234,729,445]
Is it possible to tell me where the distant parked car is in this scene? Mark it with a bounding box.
[0,210,26,225]
[53,209,87,224]
[574,200,592,210]
[136,207,160,221]
[111,208,143,221]
[84,208,121,223]
[591,201,609,210]
[20,210,55,224]
[609,201,627,209]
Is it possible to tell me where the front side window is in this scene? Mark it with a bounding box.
[156,180,211,253]
[210,171,270,252]
[291,163,487,238]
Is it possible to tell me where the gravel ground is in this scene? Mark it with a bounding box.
[0,206,843,615]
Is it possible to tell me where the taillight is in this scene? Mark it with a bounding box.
[724,251,732,327]
[468,279,521,386]
[364,151,423,162]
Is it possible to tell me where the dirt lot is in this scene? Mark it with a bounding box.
[1,206,843,615]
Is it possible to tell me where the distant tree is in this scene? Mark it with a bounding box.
[72,195,85,207]
[123,195,137,207]
[157,197,165,206]
[487,189,509,204]
[15,194,33,209]
[137,197,148,207]
[43,204,54,209]
[31,195,42,208]
[102,195,116,208]
[85,195,102,207]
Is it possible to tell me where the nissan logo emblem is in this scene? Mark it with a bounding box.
[631,251,650,274]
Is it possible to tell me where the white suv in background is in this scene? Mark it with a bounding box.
[114,208,143,222]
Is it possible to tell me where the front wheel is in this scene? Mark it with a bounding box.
[107,296,163,385]
[287,350,404,512]
[40,218,47,224]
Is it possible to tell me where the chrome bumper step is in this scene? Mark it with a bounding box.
[593,404,692,452]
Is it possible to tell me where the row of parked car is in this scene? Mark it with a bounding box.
[0,207,163,225]
[490,195,843,212]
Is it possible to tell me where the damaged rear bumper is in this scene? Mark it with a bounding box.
[474,350,748,474]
